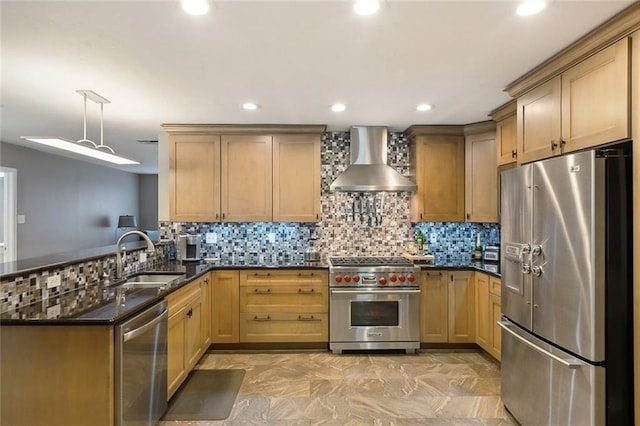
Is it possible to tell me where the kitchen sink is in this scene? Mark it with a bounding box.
[114,273,186,290]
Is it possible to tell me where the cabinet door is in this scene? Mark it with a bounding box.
[186,296,203,370]
[419,270,448,343]
[221,135,273,222]
[167,307,187,398]
[465,131,498,223]
[169,134,221,221]
[448,271,475,343]
[273,134,321,222]
[210,271,240,343]
[497,114,517,165]
[200,274,211,349]
[489,293,502,360]
[561,38,630,153]
[517,76,562,164]
[412,135,465,222]
[474,272,490,351]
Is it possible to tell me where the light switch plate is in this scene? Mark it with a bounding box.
[17,214,25,224]
[47,305,61,319]
[47,274,61,289]
[430,233,437,244]
[139,252,147,262]
[206,232,217,244]
[268,233,276,243]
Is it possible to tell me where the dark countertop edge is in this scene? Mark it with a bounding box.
[0,241,170,279]
[418,262,501,278]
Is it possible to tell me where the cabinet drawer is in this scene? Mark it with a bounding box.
[239,312,328,342]
[489,277,501,297]
[239,285,328,313]
[240,269,327,286]
[167,280,202,316]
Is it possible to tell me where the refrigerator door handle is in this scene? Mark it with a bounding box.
[497,321,582,369]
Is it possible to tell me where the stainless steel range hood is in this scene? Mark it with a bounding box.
[329,126,417,192]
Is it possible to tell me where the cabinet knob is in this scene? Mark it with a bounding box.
[466,213,470,219]
[551,140,558,151]
[215,213,219,220]
[511,150,517,158]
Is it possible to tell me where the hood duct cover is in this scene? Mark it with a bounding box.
[329,126,417,192]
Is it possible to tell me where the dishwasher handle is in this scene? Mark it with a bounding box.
[497,320,582,369]
[123,307,168,343]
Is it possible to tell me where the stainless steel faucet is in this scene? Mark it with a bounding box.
[115,230,156,279]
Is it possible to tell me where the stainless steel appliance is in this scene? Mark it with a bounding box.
[499,144,634,425]
[177,234,201,262]
[329,256,421,354]
[115,300,168,425]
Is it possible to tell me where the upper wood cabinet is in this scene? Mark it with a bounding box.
[516,38,630,164]
[163,124,325,223]
[221,135,273,222]
[169,134,221,222]
[406,126,465,222]
[491,100,518,165]
[273,134,321,222]
[464,123,497,223]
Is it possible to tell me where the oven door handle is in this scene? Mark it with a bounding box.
[330,288,420,294]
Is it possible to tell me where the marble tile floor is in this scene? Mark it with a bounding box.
[160,350,518,426]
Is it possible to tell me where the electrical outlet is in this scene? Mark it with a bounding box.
[47,305,61,319]
[206,232,217,244]
[430,232,437,244]
[47,274,61,289]
[268,233,276,243]
[139,252,147,263]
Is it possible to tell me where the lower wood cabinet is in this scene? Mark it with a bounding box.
[167,275,208,398]
[210,270,240,343]
[475,272,502,360]
[419,270,475,343]
[239,269,328,343]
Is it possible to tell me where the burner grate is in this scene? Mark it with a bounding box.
[329,256,413,267]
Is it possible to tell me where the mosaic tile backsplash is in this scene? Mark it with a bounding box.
[161,131,499,260]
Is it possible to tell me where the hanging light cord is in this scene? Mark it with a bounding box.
[77,92,115,153]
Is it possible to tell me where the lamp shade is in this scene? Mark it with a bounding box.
[117,215,137,228]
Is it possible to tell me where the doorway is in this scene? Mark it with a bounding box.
[1,167,17,263]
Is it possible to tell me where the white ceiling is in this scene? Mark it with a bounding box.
[1,0,635,174]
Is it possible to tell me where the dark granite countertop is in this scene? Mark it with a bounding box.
[417,258,501,278]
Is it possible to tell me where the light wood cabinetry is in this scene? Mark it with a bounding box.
[491,100,518,165]
[210,270,240,343]
[464,123,497,223]
[163,124,325,223]
[201,273,212,348]
[273,134,321,222]
[420,270,449,342]
[167,277,206,398]
[475,272,502,360]
[419,269,474,343]
[239,269,328,343]
[1,325,114,425]
[406,126,465,222]
[516,38,630,164]
[169,134,221,222]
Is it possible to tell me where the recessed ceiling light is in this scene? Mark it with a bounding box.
[182,0,209,16]
[516,0,546,16]
[353,0,380,16]
[242,102,259,111]
[416,103,433,112]
[331,103,346,112]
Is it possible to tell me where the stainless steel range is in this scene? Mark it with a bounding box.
[329,256,421,354]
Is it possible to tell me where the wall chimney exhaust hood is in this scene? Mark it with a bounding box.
[329,126,416,192]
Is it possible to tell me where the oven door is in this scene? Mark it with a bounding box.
[330,287,420,345]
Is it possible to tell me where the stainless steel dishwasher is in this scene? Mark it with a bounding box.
[115,299,168,425]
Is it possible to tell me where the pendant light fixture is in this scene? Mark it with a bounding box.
[21,90,139,165]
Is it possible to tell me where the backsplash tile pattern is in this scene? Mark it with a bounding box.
[0,245,169,315]
[162,131,499,260]
[414,222,500,261]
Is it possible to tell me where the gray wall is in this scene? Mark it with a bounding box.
[138,174,158,232]
[0,142,143,260]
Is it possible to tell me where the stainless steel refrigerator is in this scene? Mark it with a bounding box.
[499,143,634,425]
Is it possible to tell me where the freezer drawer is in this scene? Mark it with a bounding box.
[499,319,604,426]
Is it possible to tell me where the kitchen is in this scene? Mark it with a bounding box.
[1,1,639,425]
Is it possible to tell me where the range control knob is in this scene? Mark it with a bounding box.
[407,274,415,283]
[390,274,397,282]
[344,275,352,283]
[399,275,406,282]
[353,275,360,282]
[379,277,388,286]
[335,275,342,283]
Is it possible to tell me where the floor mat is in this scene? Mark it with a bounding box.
[162,369,245,421]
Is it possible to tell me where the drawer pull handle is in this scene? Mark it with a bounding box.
[298,273,315,278]
[254,288,271,294]
[254,273,271,278]
[298,288,315,293]
[297,315,318,321]
[253,315,271,321]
